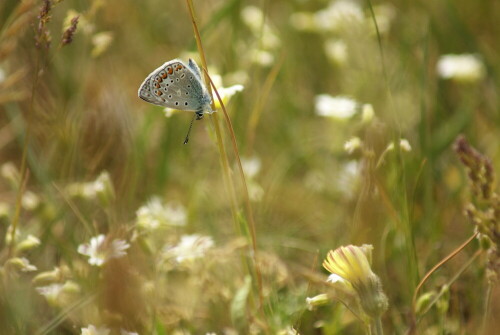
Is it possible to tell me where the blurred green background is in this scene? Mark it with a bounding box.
[0,0,499,334]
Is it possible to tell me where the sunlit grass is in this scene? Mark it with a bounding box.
[0,0,499,334]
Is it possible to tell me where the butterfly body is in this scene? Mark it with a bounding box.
[138,59,212,119]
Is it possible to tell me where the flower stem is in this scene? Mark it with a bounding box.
[372,317,384,335]
[480,281,493,334]
[185,0,264,310]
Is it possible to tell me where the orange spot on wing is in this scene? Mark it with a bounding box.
[167,67,173,75]
[161,72,167,79]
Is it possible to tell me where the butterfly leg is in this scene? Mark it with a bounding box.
[195,110,204,120]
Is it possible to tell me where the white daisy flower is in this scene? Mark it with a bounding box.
[436,54,485,82]
[36,284,64,305]
[162,234,214,265]
[136,197,187,230]
[344,137,362,154]
[315,94,358,120]
[78,234,130,266]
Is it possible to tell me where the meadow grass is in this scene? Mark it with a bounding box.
[0,0,499,334]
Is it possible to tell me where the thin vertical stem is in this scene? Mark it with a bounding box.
[480,282,493,335]
[184,0,239,229]
[205,71,264,304]
[184,0,264,309]
[373,317,384,335]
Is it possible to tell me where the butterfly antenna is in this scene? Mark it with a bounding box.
[183,113,198,144]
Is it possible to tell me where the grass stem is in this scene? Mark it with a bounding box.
[408,232,478,333]
[185,0,264,311]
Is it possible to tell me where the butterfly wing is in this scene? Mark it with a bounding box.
[138,74,163,105]
[187,58,202,80]
[138,59,211,112]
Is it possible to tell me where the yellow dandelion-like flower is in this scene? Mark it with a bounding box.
[323,245,388,319]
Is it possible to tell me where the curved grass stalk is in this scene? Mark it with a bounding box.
[185,0,264,309]
[419,249,480,318]
[408,232,479,334]
[204,71,264,302]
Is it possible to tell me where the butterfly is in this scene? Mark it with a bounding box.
[138,59,213,143]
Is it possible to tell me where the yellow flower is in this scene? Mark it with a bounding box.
[323,245,388,319]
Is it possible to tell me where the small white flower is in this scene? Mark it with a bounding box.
[306,293,329,310]
[66,171,114,205]
[361,104,375,123]
[91,32,114,58]
[344,137,362,154]
[399,139,412,152]
[314,0,364,32]
[315,94,358,119]
[22,191,40,211]
[136,197,187,230]
[436,54,485,82]
[93,171,115,205]
[327,273,346,283]
[213,84,244,110]
[250,49,275,67]
[35,280,79,306]
[336,161,361,197]
[81,325,110,335]
[1,162,20,186]
[324,39,348,65]
[163,234,214,265]
[241,156,262,179]
[36,284,64,304]
[241,6,264,31]
[78,234,130,266]
[16,234,41,252]
[6,257,37,272]
[387,139,412,152]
